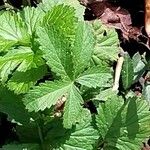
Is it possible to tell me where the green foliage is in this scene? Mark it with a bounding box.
[0,0,150,150]
[96,96,150,150]
[121,53,134,90]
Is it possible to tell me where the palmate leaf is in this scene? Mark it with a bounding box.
[45,110,99,150]
[0,47,47,94]
[92,20,119,63]
[76,66,112,88]
[0,11,30,45]
[2,144,40,150]
[72,21,95,78]
[96,96,150,150]
[37,5,76,80]
[23,80,71,112]
[63,84,83,128]
[0,85,30,125]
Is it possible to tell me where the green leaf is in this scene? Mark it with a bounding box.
[63,0,85,20]
[37,5,76,80]
[2,144,40,150]
[0,37,16,52]
[92,20,119,62]
[0,11,30,45]
[7,54,47,94]
[96,97,150,150]
[39,0,63,12]
[132,52,146,82]
[121,53,134,90]
[72,21,95,78]
[23,80,71,112]
[143,83,150,105]
[63,84,83,128]
[94,88,117,101]
[76,66,112,88]
[0,47,33,82]
[0,85,30,125]
[45,110,99,150]
[0,47,47,94]
[40,0,85,20]
[20,6,44,35]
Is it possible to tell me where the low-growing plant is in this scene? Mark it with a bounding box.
[0,0,150,149]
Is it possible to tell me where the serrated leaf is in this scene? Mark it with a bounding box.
[24,80,71,112]
[39,0,63,12]
[0,47,33,82]
[45,109,99,150]
[0,11,30,44]
[92,20,119,62]
[96,97,150,150]
[0,37,16,52]
[2,144,40,150]
[94,88,117,101]
[40,0,85,20]
[0,47,46,94]
[37,5,76,80]
[63,84,83,128]
[121,53,134,90]
[7,54,47,94]
[20,6,44,35]
[0,85,30,125]
[76,66,112,88]
[63,0,85,20]
[72,21,95,78]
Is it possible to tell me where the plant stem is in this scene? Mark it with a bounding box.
[112,56,124,91]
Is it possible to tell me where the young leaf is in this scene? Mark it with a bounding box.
[63,84,83,128]
[37,5,76,80]
[76,66,112,88]
[92,20,119,62]
[23,80,71,112]
[0,85,30,125]
[72,21,95,78]
[121,53,134,90]
[96,96,150,150]
[45,110,99,149]
[2,144,40,150]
